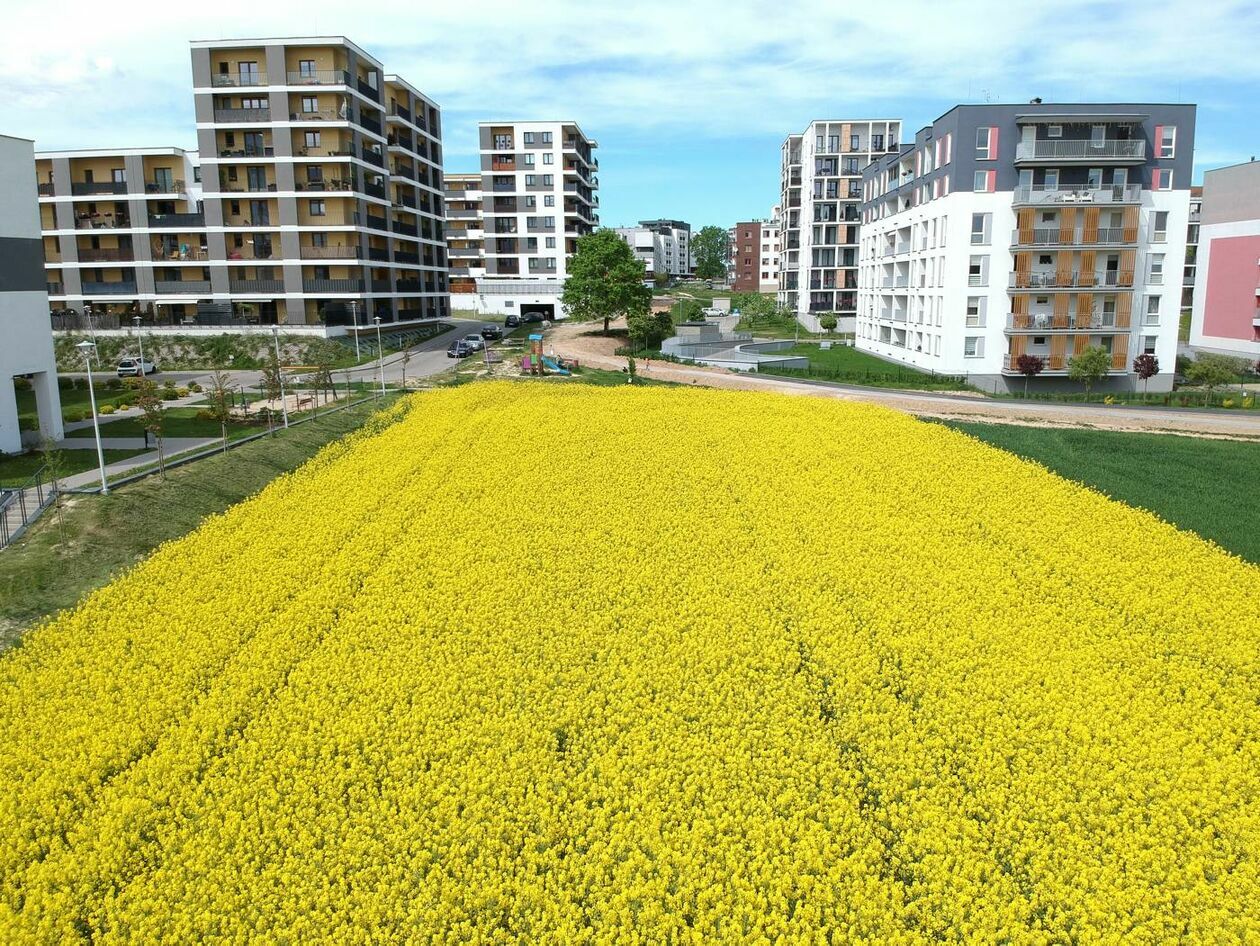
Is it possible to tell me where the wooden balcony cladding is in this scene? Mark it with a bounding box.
[1121,206,1139,242]
[1119,249,1136,282]
[1050,335,1068,368]
[1010,333,1027,359]
[1073,334,1089,356]
[1015,252,1031,280]
[1058,208,1076,244]
[1017,208,1035,244]
[1053,292,1070,322]
[1012,293,1030,317]
[1116,292,1132,323]
[1082,207,1099,243]
[1055,250,1072,286]
[1080,249,1096,279]
[1111,334,1129,370]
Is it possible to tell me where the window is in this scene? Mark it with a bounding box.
[1143,335,1158,354]
[544,195,554,207]
[1047,124,1062,138]
[873,133,884,150]
[968,255,988,287]
[1157,125,1176,158]
[298,59,315,78]
[828,135,840,152]
[970,213,991,245]
[973,170,995,193]
[301,96,318,113]
[976,126,991,156]
[1152,169,1173,190]
[1149,253,1165,284]
[525,174,536,186]
[541,131,552,144]
[306,165,323,183]
[523,131,534,144]
[1033,336,1047,345]
[524,195,536,208]
[1086,167,1103,189]
[1043,169,1059,190]
[850,134,860,150]
[543,216,555,228]
[304,131,321,149]
[1145,295,1161,324]
[545,236,556,248]
[965,296,985,327]
[493,133,512,149]
[964,336,984,357]
[542,152,554,165]
[542,174,553,186]
[523,153,535,167]
[309,199,326,216]
[1153,211,1168,242]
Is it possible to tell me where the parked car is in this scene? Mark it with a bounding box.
[480,324,503,340]
[505,313,522,327]
[446,340,473,359]
[116,357,156,377]
[523,312,545,324]
[461,334,486,352]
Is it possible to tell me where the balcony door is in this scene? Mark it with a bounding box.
[153,167,173,191]
[249,199,270,226]
[238,61,260,85]
[247,167,268,192]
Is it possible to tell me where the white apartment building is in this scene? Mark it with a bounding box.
[638,220,692,278]
[613,227,662,285]
[760,206,781,293]
[778,119,903,332]
[444,172,484,300]
[858,103,1194,392]
[475,121,599,318]
[1188,160,1260,359]
[2,135,62,455]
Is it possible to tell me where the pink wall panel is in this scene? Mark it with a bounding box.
[1203,234,1260,340]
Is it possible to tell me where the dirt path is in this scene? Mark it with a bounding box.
[550,322,1260,440]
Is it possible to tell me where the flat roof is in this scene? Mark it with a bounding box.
[479,120,595,142]
[189,36,382,68]
[1015,112,1147,123]
[0,134,34,143]
[35,146,194,158]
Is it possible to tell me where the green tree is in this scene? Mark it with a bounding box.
[136,379,168,478]
[205,368,236,453]
[819,314,838,335]
[731,292,775,328]
[260,351,283,434]
[560,230,652,335]
[693,226,729,280]
[1067,345,1111,400]
[1185,354,1242,406]
[627,309,674,351]
[39,436,69,541]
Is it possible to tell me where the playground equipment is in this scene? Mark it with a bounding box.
[520,334,573,376]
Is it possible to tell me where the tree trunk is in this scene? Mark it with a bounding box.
[603,314,610,336]
[1024,376,1030,398]
[221,421,228,453]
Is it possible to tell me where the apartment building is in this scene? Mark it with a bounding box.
[1188,160,1260,359]
[858,102,1195,392]
[761,206,781,293]
[1181,185,1202,328]
[778,119,903,331]
[731,221,762,291]
[476,121,599,318]
[639,220,692,278]
[2,135,62,455]
[613,227,662,285]
[35,36,449,333]
[444,173,484,297]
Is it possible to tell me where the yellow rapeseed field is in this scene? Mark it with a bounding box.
[0,383,1256,943]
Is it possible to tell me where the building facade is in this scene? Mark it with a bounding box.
[778,119,903,332]
[444,173,484,299]
[638,220,692,278]
[613,227,662,285]
[858,102,1194,393]
[35,36,449,333]
[731,221,762,292]
[1188,160,1260,359]
[2,135,63,454]
[474,121,598,318]
[1181,185,1201,330]
[760,206,781,293]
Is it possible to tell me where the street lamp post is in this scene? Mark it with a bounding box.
[350,300,360,360]
[373,316,385,397]
[272,326,289,428]
[132,315,147,377]
[76,341,109,495]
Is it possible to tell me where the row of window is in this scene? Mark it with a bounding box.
[493,131,557,149]
[493,152,556,166]
[815,133,890,153]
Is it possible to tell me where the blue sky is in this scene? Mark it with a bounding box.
[4,0,1257,229]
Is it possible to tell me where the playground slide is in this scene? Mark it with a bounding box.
[541,356,571,375]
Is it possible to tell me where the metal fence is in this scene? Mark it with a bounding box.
[0,466,56,551]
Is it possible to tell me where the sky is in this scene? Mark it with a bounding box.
[4,0,1258,230]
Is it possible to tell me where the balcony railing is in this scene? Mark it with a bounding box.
[148,213,205,229]
[1012,184,1142,206]
[367,247,390,262]
[491,160,516,171]
[215,107,271,123]
[1009,270,1135,289]
[1006,312,1131,332]
[212,73,268,87]
[77,248,133,263]
[229,278,284,292]
[391,219,417,236]
[145,179,186,194]
[364,181,386,199]
[81,281,138,295]
[37,183,55,196]
[71,181,128,196]
[300,245,361,259]
[152,247,210,261]
[286,69,351,86]
[75,216,131,230]
[391,102,412,123]
[303,278,364,293]
[362,148,385,168]
[1015,139,1146,161]
[359,113,383,136]
[357,77,377,99]
[394,251,420,265]
[47,282,63,295]
[365,214,389,232]
[153,280,212,293]
[1010,227,1133,246]
[1002,352,1129,373]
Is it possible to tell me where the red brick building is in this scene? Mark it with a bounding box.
[732,221,761,292]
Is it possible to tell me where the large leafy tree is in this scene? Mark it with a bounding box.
[1067,345,1111,399]
[561,230,652,335]
[1185,353,1243,406]
[693,226,729,280]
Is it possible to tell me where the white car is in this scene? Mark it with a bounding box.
[461,334,486,352]
[116,358,157,377]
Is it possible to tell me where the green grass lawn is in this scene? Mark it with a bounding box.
[16,382,141,426]
[758,344,973,390]
[0,394,406,645]
[942,421,1260,564]
[0,448,146,488]
[63,407,256,441]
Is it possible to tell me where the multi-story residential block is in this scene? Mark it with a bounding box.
[1181,185,1201,329]
[731,221,762,291]
[778,119,903,331]
[476,121,598,318]
[613,227,662,285]
[34,36,449,334]
[638,220,692,278]
[444,173,484,298]
[760,206,781,294]
[1188,160,1260,359]
[2,135,62,454]
[858,102,1194,392]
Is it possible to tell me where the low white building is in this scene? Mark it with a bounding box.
[614,227,662,285]
[760,206,781,293]
[1,134,63,455]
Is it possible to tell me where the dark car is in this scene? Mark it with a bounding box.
[505,313,522,328]
[480,324,503,340]
[446,340,473,359]
[523,312,545,324]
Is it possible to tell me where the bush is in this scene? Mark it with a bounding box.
[195,409,216,422]
[189,383,203,393]
[66,410,87,423]
[160,389,180,402]
[1222,399,1236,409]
[12,377,31,391]
[99,404,116,416]
[176,387,191,398]
[118,404,131,412]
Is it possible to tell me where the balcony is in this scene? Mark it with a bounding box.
[71,181,128,196]
[1010,227,1133,247]
[77,247,133,263]
[1009,271,1135,290]
[359,113,383,136]
[152,247,210,261]
[301,245,361,259]
[390,102,412,123]
[394,250,420,265]
[1006,312,1131,332]
[148,212,205,229]
[364,181,386,200]
[81,281,138,295]
[391,219,417,237]
[212,73,268,87]
[357,77,377,100]
[37,182,55,196]
[491,159,516,171]
[303,278,365,293]
[145,179,186,194]
[362,148,385,168]
[367,247,390,262]
[286,69,351,86]
[1002,352,1129,373]
[1015,139,1146,163]
[229,278,284,292]
[1012,184,1142,206]
[153,280,212,293]
[75,216,130,230]
[364,213,389,232]
[47,281,63,295]
[290,107,343,123]
[214,107,271,123]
